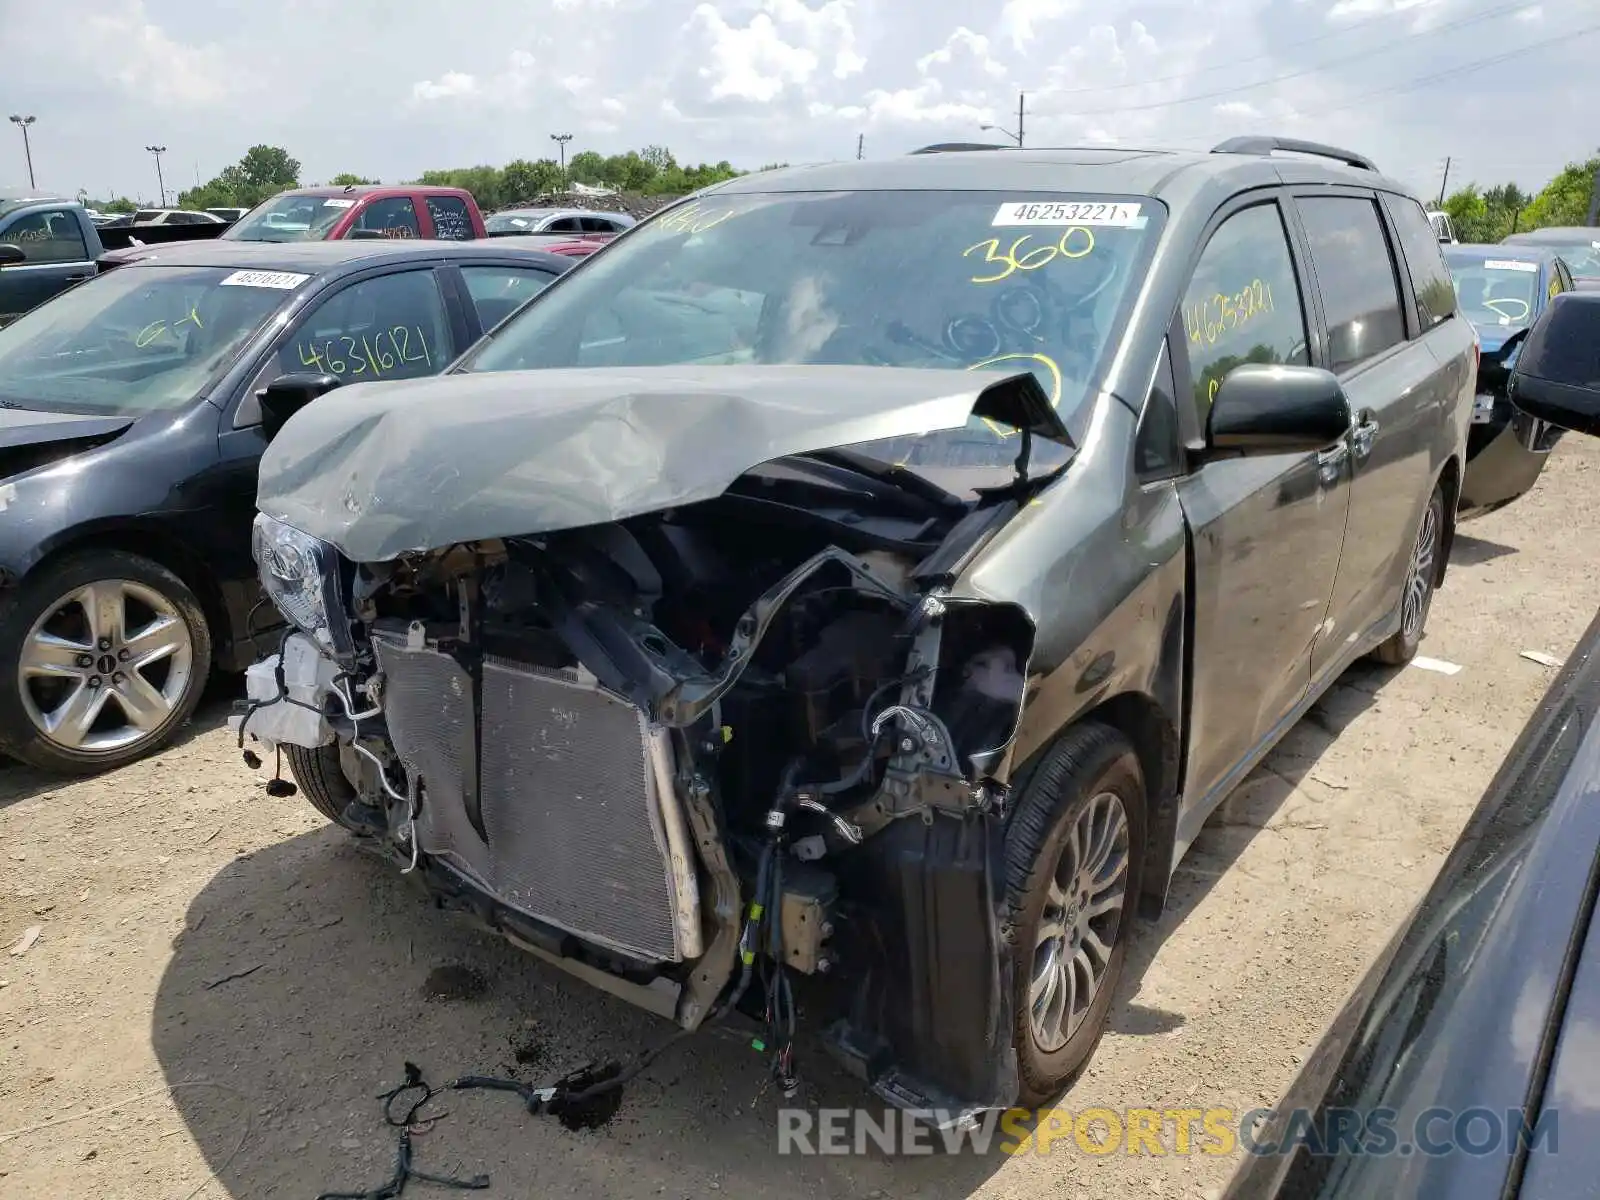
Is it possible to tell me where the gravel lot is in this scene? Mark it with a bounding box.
[3,436,1598,1200]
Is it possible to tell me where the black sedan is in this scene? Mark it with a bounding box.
[0,238,576,773]
[1225,290,1600,1200]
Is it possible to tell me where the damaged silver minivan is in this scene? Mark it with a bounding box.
[235,143,1473,1120]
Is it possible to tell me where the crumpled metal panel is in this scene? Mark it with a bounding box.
[371,633,684,963]
[255,364,1065,562]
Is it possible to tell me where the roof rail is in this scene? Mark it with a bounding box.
[909,142,1010,155]
[1210,136,1378,173]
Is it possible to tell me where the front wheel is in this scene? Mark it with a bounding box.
[0,550,211,774]
[285,742,368,831]
[1004,723,1147,1107]
[1369,482,1445,666]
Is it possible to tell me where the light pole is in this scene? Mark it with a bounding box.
[8,115,37,188]
[550,133,573,184]
[146,145,168,208]
[980,91,1026,148]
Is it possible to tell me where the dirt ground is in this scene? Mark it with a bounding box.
[3,437,1598,1200]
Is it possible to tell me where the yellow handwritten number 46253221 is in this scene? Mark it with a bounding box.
[962,228,1095,285]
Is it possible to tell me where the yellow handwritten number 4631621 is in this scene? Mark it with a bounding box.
[962,228,1095,285]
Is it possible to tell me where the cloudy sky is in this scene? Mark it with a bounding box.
[4,0,1596,205]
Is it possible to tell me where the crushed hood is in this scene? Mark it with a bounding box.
[257,364,1070,563]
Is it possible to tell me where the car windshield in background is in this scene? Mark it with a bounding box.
[1545,240,1600,277]
[0,265,294,415]
[1443,251,1543,328]
[457,189,1165,468]
[486,212,548,233]
[225,195,350,242]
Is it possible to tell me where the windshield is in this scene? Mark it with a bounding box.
[225,194,351,242]
[0,265,296,414]
[486,211,549,233]
[1546,240,1600,277]
[457,189,1163,469]
[1444,252,1543,328]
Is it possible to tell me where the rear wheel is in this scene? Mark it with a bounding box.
[1004,723,1146,1107]
[1369,482,1445,666]
[0,551,211,774]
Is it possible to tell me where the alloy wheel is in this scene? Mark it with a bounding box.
[1029,790,1131,1052]
[1401,500,1439,642]
[18,579,195,755]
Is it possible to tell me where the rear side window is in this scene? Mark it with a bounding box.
[427,196,473,241]
[1297,196,1407,374]
[1383,195,1457,329]
[1180,202,1310,418]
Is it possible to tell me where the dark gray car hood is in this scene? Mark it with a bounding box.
[257,364,1069,563]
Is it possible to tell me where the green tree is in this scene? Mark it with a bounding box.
[179,144,301,209]
[1521,152,1600,229]
[500,158,565,203]
[417,166,505,210]
[329,173,377,186]
[566,150,607,186]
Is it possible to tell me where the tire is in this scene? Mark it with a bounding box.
[1004,722,1147,1107]
[285,742,366,831]
[1369,482,1445,666]
[0,550,211,775]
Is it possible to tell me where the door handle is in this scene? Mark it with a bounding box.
[1316,444,1349,467]
[64,272,92,281]
[1352,413,1380,459]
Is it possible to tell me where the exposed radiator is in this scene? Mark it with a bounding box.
[372,628,698,964]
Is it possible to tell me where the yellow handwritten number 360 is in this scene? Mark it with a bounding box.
[963,228,1095,284]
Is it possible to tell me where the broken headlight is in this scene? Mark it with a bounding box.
[252,512,352,656]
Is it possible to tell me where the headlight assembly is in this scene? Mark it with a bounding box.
[251,512,353,656]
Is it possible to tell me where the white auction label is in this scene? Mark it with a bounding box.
[219,270,312,289]
[992,200,1145,228]
[1483,259,1539,273]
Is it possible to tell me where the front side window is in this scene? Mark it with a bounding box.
[544,216,584,233]
[1,209,88,263]
[0,265,296,414]
[353,197,420,239]
[226,195,351,242]
[1384,195,1457,329]
[1180,202,1309,419]
[280,269,449,386]
[1297,196,1407,374]
[457,189,1166,467]
[459,265,558,331]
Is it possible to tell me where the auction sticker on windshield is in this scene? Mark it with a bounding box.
[993,201,1146,228]
[322,199,357,209]
[1483,259,1539,273]
[220,270,312,290]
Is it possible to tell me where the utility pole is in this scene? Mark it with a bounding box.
[980,92,1026,147]
[8,115,37,188]
[856,133,864,160]
[1436,156,1451,207]
[146,145,168,208]
[550,133,573,184]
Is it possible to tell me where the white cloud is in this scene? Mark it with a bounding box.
[5,0,1597,204]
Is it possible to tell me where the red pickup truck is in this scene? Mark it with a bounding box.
[222,185,488,242]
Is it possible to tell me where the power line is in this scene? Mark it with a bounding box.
[1149,22,1600,155]
[1045,0,1543,117]
[1047,0,1536,96]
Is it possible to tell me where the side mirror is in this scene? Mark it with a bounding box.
[259,373,341,441]
[1206,363,1351,454]
[0,244,25,267]
[1508,292,1600,437]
